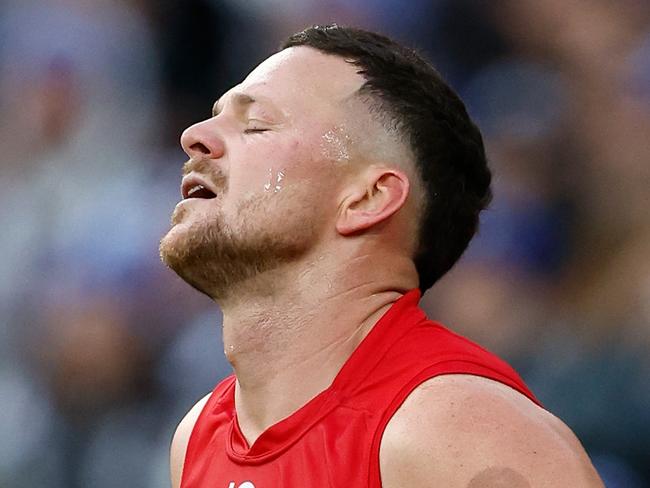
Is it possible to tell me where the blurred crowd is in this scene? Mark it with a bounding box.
[0,1,648,486]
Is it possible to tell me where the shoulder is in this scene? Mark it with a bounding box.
[170,392,213,488]
[379,374,604,488]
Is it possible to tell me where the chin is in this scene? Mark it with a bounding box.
[160,201,219,264]
[159,221,187,259]
[159,224,216,298]
[159,187,322,299]
[159,227,185,274]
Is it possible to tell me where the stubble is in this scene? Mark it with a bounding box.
[159,187,317,301]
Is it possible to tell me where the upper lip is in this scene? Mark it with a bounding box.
[181,173,218,199]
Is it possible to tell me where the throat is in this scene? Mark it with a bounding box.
[233,363,334,447]
[227,297,400,447]
[227,323,345,447]
[220,273,408,447]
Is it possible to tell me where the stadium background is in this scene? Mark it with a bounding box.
[1,0,649,486]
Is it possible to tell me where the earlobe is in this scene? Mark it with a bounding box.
[336,168,410,236]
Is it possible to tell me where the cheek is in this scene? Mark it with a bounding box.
[232,139,318,190]
[280,134,338,179]
[226,127,342,212]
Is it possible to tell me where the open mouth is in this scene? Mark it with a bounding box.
[185,184,216,199]
[181,174,219,200]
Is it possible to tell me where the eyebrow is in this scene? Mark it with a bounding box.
[212,92,256,117]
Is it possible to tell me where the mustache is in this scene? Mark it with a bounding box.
[182,158,212,176]
[182,158,228,192]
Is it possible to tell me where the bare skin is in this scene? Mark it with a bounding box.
[380,375,604,488]
[165,46,604,487]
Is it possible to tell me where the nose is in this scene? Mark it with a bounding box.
[180,119,226,160]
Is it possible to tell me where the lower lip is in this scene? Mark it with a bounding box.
[175,197,217,207]
[175,198,198,209]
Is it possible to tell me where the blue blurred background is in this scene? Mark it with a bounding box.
[1,1,649,486]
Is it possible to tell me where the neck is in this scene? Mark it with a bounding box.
[217,249,417,446]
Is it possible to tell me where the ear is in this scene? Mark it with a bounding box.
[336,167,411,236]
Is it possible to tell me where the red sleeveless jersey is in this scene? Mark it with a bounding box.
[180,290,540,488]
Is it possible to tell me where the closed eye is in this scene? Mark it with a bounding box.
[244,128,270,134]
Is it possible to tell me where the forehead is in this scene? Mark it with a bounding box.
[234,46,366,120]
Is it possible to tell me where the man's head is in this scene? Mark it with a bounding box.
[159,24,491,299]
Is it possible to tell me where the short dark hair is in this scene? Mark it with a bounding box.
[282,24,492,292]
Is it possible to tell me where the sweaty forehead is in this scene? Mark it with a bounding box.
[239,46,365,118]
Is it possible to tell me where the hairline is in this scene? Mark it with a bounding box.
[338,87,428,246]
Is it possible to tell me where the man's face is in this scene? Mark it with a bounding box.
[159,47,366,299]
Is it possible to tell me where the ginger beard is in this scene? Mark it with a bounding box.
[159,178,319,301]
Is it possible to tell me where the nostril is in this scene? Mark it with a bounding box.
[190,142,210,155]
[180,123,225,159]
